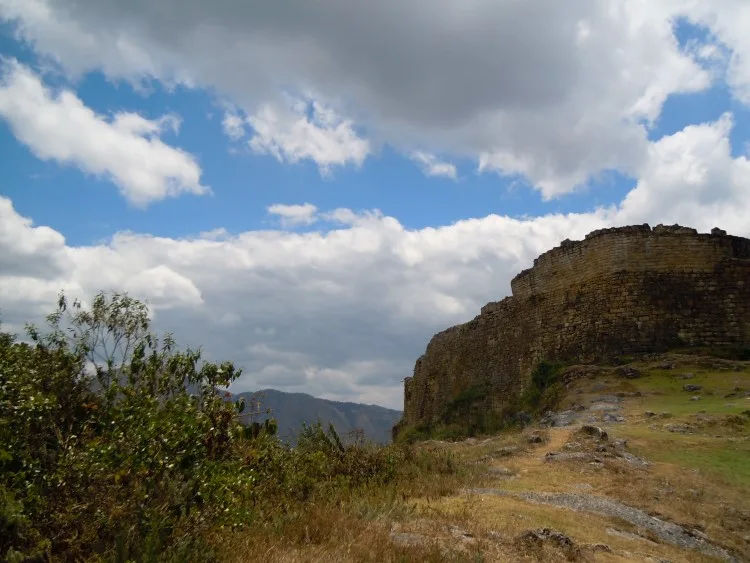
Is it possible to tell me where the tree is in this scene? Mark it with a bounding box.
[0,291,253,561]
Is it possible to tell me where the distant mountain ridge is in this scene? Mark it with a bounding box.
[232,389,402,444]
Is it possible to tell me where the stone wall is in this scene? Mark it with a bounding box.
[398,224,750,430]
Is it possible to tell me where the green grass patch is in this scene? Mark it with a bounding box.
[618,425,750,487]
[626,366,750,418]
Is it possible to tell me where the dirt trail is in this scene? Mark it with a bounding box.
[536,427,571,456]
[472,425,740,562]
[465,487,738,562]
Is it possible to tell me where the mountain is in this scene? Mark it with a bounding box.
[232,389,402,444]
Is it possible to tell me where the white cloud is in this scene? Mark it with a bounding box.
[3,0,750,408]
[248,98,370,175]
[267,203,319,227]
[410,151,457,179]
[0,196,67,278]
[0,58,208,206]
[221,109,245,140]
[198,227,231,241]
[668,0,750,105]
[3,115,749,408]
[617,112,750,233]
[125,265,204,309]
[7,0,747,193]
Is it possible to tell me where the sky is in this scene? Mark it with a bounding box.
[1,1,750,410]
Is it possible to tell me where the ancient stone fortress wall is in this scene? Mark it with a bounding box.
[399,224,750,428]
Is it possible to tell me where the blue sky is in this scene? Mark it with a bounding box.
[1,1,750,408]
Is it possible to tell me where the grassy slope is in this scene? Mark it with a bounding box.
[218,354,750,562]
[615,365,750,486]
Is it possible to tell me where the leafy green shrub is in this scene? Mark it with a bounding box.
[394,423,434,444]
[433,385,493,439]
[442,386,487,419]
[1,291,445,561]
[0,293,257,561]
[520,360,565,414]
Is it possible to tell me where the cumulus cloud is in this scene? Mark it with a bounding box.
[124,265,204,309]
[2,0,750,409]
[6,0,748,193]
[3,115,749,408]
[667,0,750,104]
[221,109,245,140]
[0,196,67,278]
[618,112,750,233]
[267,203,319,227]
[410,151,457,180]
[247,98,370,174]
[0,58,208,206]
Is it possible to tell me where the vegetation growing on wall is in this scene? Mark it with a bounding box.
[519,360,565,415]
[396,361,565,443]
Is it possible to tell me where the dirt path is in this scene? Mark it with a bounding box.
[464,487,737,561]
[536,427,571,456]
[471,425,741,561]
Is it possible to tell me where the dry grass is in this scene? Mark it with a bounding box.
[214,355,750,562]
[431,494,717,562]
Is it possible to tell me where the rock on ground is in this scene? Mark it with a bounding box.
[465,489,738,562]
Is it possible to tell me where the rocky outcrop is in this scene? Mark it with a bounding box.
[395,224,750,435]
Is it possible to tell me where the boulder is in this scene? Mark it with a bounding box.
[528,431,546,444]
[579,425,608,440]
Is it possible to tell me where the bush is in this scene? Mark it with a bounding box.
[520,360,565,414]
[0,291,441,562]
[0,293,256,561]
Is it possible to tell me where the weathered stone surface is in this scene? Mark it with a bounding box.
[579,425,608,440]
[395,224,750,434]
[517,527,579,558]
[602,413,626,423]
[540,410,577,427]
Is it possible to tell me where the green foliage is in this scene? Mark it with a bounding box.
[0,291,436,562]
[397,361,566,443]
[444,386,487,417]
[238,420,417,514]
[394,423,435,444]
[520,360,565,415]
[435,385,491,438]
[0,292,251,561]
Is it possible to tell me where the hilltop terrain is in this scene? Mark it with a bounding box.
[222,352,750,562]
[397,224,750,438]
[3,292,748,562]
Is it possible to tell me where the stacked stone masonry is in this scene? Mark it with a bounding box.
[398,224,750,430]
